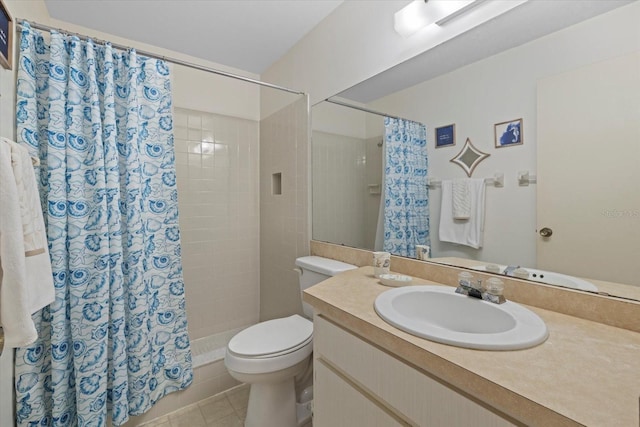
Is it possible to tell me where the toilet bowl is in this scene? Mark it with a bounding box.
[224,256,357,427]
[225,315,313,427]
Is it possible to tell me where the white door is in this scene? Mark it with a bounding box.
[536,52,640,286]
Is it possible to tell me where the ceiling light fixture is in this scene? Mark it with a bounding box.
[436,0,487,26]
[394,0,483,38]
[394,0,435,38]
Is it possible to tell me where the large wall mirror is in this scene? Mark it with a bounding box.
[311,1,640,301]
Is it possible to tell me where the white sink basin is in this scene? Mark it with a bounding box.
[374,286,548,350]
[471,265,598,292]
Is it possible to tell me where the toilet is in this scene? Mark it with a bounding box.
[224,256,357,427]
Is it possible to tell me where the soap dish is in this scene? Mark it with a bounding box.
[379,273,412,287]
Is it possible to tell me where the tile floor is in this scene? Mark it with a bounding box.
[140,384,249,427]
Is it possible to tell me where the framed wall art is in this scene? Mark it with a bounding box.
[435,123,455,148]
[494,118,523,148]
[0,0,12,70]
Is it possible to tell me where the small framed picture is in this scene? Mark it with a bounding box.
[494,118,523,148]
[435,124,455,148]
[0,0,12,70]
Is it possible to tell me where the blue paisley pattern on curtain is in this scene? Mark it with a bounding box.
[14,22,192,426]
[383,117,430,257]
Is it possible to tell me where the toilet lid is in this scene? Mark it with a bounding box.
[228,314,313,357]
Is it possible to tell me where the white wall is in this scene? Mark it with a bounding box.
[368,2,640,267]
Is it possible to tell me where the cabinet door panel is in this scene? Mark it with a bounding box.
[314,316,515,427]
[314,361,404,427]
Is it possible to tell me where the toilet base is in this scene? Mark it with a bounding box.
[245,379,296,427]
[244,382,313,427]
[229,358,310,427]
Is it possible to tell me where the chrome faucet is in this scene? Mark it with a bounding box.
[455,278,506,304]
[455,279,483,298]
[503,265,520,276]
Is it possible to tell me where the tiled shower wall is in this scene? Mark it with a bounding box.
[312,131,367,249]
[363,135,383,250]
[260,96,310,321]
[312,131,383,251]
[174,107,260,341]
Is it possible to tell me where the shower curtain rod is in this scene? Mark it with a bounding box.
[325,98,404,121]
[17,19,305,96]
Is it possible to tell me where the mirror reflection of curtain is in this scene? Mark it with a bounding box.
[376,117,430,257]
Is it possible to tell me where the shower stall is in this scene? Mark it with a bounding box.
[0,19,310,426]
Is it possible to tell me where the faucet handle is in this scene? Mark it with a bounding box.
[484,278,506,304]
[458,271,474,287]
[486,278,504,293]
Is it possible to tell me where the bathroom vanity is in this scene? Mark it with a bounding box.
[304,267,640,426]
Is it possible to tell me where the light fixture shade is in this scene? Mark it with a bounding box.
[394,1,480,38]
[394,1,433,38]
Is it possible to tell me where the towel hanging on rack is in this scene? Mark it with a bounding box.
[439,179,486,249]
[0,137,54,348]
[452,179,471,220]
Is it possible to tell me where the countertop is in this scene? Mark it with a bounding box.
[303,266,640,427]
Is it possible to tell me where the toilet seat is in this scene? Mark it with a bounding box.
[229,335,313,359]
[228,314,313,357]
[225,315,314,374]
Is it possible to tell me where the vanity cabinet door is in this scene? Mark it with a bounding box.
[314,315,515,427]
[314,361,404,427]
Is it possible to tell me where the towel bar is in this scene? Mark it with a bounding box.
[517,170,537,186]
[427,172,504,189]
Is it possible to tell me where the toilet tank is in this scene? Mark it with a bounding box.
[295,256,357,318]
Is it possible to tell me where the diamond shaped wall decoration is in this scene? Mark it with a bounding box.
[450,138,490,177]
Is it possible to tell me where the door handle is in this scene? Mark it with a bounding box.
[539,227,553,237]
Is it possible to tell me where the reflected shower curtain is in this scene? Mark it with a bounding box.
[382,117,430,257]
[14,23,192,426]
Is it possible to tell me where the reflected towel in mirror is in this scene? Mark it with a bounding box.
[452,179,471,219]
[439,179,485,249]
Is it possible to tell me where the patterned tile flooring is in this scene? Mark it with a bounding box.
[140,385,249,427]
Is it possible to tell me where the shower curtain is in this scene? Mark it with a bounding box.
[14,23,192,426]
[382,117,430,257]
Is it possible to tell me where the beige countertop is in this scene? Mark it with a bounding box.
[304,266,640,427]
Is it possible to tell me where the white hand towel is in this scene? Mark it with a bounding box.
[452,179,471,220]
[0,138,54,348]
[439,179,486,249]
[10,140,54,312]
